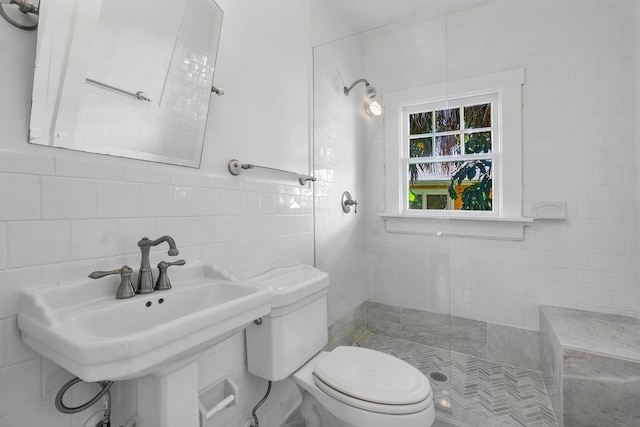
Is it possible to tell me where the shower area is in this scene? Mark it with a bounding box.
[312,2,604,427]
[310,24,555,427]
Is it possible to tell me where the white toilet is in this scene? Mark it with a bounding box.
[246,265,435,427]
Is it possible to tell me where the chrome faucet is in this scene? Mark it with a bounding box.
[137,236,179,294]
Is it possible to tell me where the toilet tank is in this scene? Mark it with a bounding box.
[245,265,329,381]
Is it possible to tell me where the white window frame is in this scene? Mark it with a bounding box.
[380,68,532,240]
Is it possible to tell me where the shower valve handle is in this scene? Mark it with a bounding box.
[345,199,358,213]
[341,191,358,214]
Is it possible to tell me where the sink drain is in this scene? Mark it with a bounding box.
[429,372,448,382]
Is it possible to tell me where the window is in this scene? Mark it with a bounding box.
[405,94,497,213]
[381,69,532,240]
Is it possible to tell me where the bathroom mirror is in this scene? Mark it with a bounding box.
[28,0,223,168]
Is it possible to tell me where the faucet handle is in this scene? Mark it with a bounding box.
[155,259,186,291]
[88,269,120,280]
[89,265,136,299]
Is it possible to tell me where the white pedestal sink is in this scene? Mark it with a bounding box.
[137,362,200,426]
[17,261,272,426]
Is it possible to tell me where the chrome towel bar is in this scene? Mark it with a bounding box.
[86,78,152,103]
[227,159,316,186]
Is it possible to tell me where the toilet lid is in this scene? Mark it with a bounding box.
[313,346,431,407]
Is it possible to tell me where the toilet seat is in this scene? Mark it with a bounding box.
[312,346,432,415]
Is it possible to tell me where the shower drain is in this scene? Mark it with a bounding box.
[429,372,448,382]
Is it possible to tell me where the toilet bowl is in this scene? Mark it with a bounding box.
[293,347,434,427]
[245,265,435,427]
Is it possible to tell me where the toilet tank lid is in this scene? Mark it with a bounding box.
[249,265,329,308]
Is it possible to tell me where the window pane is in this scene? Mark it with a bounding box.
[435,108,460,132]
[409,112,432,135]
[435,135,460,156]
[449,159,493,211]
[408,159,492,211]
[426,194,448,210]
[409,137,432,158]
[409,161,461,181]
[464,103,491,129]
[464,131,492,154]
[408,190,423,210]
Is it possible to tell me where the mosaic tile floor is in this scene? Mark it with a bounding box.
[353,331,558,427]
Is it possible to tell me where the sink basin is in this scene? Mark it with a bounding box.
[17,262,272,382]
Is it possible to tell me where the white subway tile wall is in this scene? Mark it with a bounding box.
[4,318,38,366]
[0,321,6,370]
[0,225,6,271]
[361,0,640,331]
[41,177,96,219]
[0,358,42,420]
[0,174,40,221]
[313,32,370,326]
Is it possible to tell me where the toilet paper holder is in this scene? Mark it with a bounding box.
[198,377,238,425]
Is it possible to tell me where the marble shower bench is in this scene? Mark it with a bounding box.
[540,305,640,427]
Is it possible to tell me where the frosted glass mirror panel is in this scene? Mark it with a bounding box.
[29,0,223,168]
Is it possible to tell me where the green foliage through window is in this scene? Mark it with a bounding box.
[464,132,491,154]
[447,160,492,210]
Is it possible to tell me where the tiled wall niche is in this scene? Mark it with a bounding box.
[327,300,540,371]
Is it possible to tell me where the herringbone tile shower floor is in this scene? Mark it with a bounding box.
[353,331,558,427]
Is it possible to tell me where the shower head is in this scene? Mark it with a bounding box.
[365,84,377,99]
[344,78,377,99]
[344,78,382,116]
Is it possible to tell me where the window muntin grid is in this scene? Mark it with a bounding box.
[404,95,497,212]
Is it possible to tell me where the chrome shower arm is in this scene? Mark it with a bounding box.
[344,79,370,96]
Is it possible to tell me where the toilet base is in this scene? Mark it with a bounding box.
[300,390,344,427]
[299,389,354,427]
